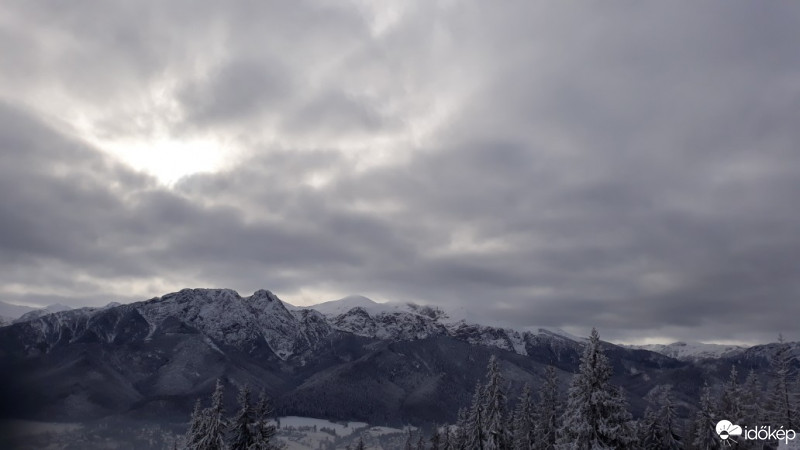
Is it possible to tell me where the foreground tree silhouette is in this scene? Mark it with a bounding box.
[556,328,635,450]
[184,381,280,450]
[252,390,280,450]
[535,365,561,450]
[185,379,227,450]
[483,356,509,450]
[229,385,255,450]
[691,382,718,450]
[512,384,534,450]
[766,334,797,430]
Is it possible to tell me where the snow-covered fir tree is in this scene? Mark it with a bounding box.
[556,328,636,450]
[430,426,442,450]
[416,433,426,450]
[453,407,469,450]
[466,381,487,450]
[512,384,535,450]
[766,334,797,430]
[229,385,255,450]
[640,385,681,450]
[718,366,743,427]
[404,430,415,450]
[691,382,718,450]
[252,390,279,450]
[482,356,509,450]
[534,365,560,450]
[740,369,763,428]
[194,379,228,450]
[442,425,454,450]
[185,399,206,450]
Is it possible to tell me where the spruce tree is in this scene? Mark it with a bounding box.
[482,356,509,450]
[718,366,744,425]
[766,335,796,430]
[512,384,535,450]
[404,430,415,450]
[416,433,426,450]
[466,381,487,450]
[453,407,469,450]
[197,379,227,450]
[229,385,256,450]
[741,369,763,428]
[185,399,206,450]
[691,382,718,450]
[556,328,635,450]
[441,425,453,450]
[252,390,279,450]
[535,366,560,450]
[430,426,441,450]
[355,436,366,450]
[655,385,681,450]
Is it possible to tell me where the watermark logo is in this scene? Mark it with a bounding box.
[716,419,797,446]
[716,420,742,441]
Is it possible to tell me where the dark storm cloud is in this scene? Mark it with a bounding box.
[1,1,800,344]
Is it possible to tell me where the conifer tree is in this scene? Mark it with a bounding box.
[441,425,453,450]
[512,384,535,450]
[252,390,279,450]
[534,366,560,450]
[430,426,441,450]
[482,356,509,450]
[692,382,718,450]
[466,381,487,450]
[741,369,763,428]
[556,328,635,450]
[355,436,366,450]
[197,379,227,450]
[650,385,681,450]
[718,366,743,425]
[404,430,415,450]
[453,407,469,450]
[229,385,255,450]
[416,433,426,450]
[766,334,796,430]
[185,399,206,450]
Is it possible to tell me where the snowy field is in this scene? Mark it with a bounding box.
[276,416,413,450]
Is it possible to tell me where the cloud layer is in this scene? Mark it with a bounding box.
[2,1,800,343]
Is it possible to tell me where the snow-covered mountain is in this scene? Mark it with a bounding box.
[13,303,73,324]
[0,300,38,325]
[299,294,583,356]
[0,287,790,431]
[626,341,748,361]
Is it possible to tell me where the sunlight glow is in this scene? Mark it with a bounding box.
[89,134,233,185]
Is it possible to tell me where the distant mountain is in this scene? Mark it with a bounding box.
[12,303,73,324]
[626,341,748,361]
[0,301,38,323]
[0,288,794,433]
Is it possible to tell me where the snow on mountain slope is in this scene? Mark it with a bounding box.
[626,341,747,361]
[0,301,38,321]
[14,304,73,324]
[301,295,590,357]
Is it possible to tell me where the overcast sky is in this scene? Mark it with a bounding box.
[1,1,799,344]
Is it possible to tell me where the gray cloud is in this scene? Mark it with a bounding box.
[1,1,799,344]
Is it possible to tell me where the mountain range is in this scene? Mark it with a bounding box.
[0,288,795,429]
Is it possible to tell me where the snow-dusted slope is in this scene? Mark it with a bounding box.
[14,303,73,324]
[300,295,584,357]
[626,341,747,361]
[14,289,335,361]
[0,301,38,322]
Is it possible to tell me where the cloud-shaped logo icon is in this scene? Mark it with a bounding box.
[716,420,743,440]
